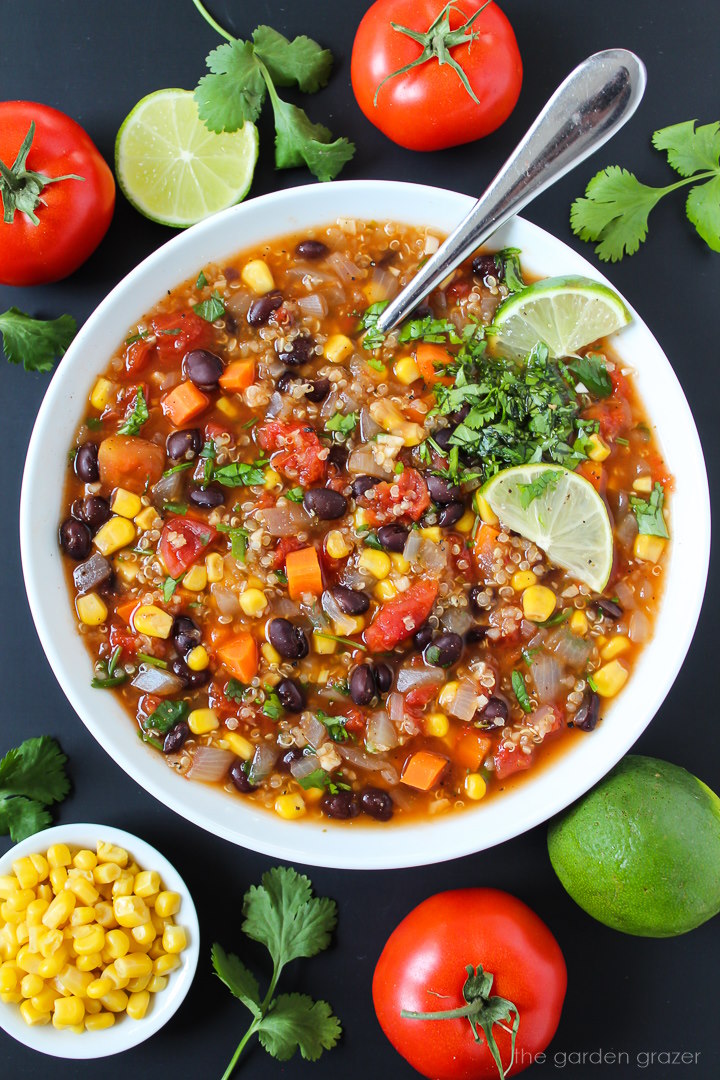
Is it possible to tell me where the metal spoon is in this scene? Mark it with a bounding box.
[375,49,646,334]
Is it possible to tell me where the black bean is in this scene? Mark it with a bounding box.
[350,664,376,706]
[573,691,600,732]
[360,787,393,821]
[224,312,238,335]
[169,657,209,690]
[450,403,471,425]
[413,623,433,651]
[276,370,297,394]
[438,501,465,528]
[224,266,239,282]
[426,474,461,504]
[321,791,360,819]
[303,488,348,520]
[247,291,283,326]
[72,495,111,531]
[328,444,348,470]
[268,618,309,660]
[276,678,305,713]
[373,663,393,695]
[189,484,225,509]
[478,696,509,728]
[229,759,255,793]
[278,747,305,771]
[172,615,202,653]
[183,349,224,391]
[351,475,380,500]
[305,377,330,403]
[469,586,485,615]
[332,585,370,615]
[377,524,409,553]
[409,302,433,320]
[471,253,499,280]
[59,518,92,561]
[166,428,202,460]
[74,441,99,483]
[465,624,488,646]
[424,632,463,668]
[597,598,623,620]
[430,427,454,452]
[163,721,190,754]
[295,239,329,260]
[277,335,315,367]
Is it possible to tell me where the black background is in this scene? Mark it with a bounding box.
[1,1,718,1077]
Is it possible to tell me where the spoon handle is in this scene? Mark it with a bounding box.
[375,49,646,334]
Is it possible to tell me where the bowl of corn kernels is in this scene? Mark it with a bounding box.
[0,823,199,1058]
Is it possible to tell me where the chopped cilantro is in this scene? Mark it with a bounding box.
[275,569,288,586]
[225,679,246,702]
[313,632,366,652]
[398,315,463,345]
[213,457,269,488]
[125,330,149,345]
[136,653,168,669]
[357,300,389,349]
[365,355,386,373]
[262,686,284,721]
[217,523,250,561]
[193,290,226,322]
[163,461,194,477]
[587,673,599,693]
[285,487,305,503]
[361,532,384,551]
[0,736,71,841]
[315,710,349,743]
[143,700,189,735]
[91,646,127,689]
[538,609,572,628]
[196,270,208,289]
[163,501,188,515]
[85,417,103,430]
[511,670,533,713]
[325,411,358,438]
[118,387,148,436]
[630,482,669,538]
[163,574,184,602]
[615,436,630,446]
[494,247,525,293]
[517,469,562,509]
[568,353,612,398]
[200,439,216,485]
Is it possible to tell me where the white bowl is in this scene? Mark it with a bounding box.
[20,181,710,870]
[0,823,199,1058]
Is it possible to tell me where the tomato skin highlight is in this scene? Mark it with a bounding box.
[365,579,438,652]
[0,101,115,286]
[158,516,218,578]
[359,467,430,526]
[351,1,522,152]
[373,888,566,1079]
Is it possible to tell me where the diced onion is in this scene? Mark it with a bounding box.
[320,392,341,420]
[151,470,185,507]
[359,406,382,441]
[186,747,234,782]
[266,391,292,420]
[532,705,560,739]
[348,444,388,478]
[131,666,185,696]
[629,609,650,644]
[402,531,422,564]
[211,585,240,617]
[321,590,356,638]
[441,607,474,637]
[613,580,636,610]
[337,743,398,783]
[396,667,442,693]
[328,251,362,283]
[73,553,112,595]
[249,743,279,782]
[297,293,328,317]
[448,681,480,721]
[547,629,592,670]
[226,291,252,317]
[615,511,638,549]
[530,653,561,703]
[369,266,399,301]
[387,692,405,725]
[257,503,308,536]
[366,710,399,752]
[300,713,328,750]
[290,753,321,780]
[418,538,447,572]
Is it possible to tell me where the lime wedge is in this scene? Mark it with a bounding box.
[115,89,258,228]
[481,464,613,592]
[491,276,631,359]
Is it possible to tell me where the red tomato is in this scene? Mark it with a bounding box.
[271,536,304,571]
[584,397,632,441]
[365,579,439,652]
[494,742,534,780]
[124,339,155,376]
[158,516,218,578]
[108,623,138,656]
[0,101,115,286]
[257,421,327,485]
[352,1,522,151]
[151,311,212,359]
[359,468,430,526]
[405,682,442,712]
[373,889,566,1079]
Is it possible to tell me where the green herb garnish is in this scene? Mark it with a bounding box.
[225,678,246,702]
[517,469,562,509]
[143,700,189,735]
[118,387,149,436]
[358,300,389,349]
[85,417,103,430]
[136,653,168,669]
[262,686,284,722]
[511,670,533,713]
[213,457,269,488]
[325,411,358,437]
[91,646,127,689]
[285,487,305,503]
[313,632,366,651]
[163,461,195,477]
[217,523,250,561]
[568,353,612,398]
[538,609,572,629]
[587,673,599,693]
[163,501,188,516]
[193,290,226,322]
[0,736,71,842]
[630,482,669,538]
[0,308,76,373]
[163,574,184,602]
[200,439,216,486]
[361,532,384,551]
[366,356,386,373]
[315,710,349,743]
[196,270,208,289]
[125,330,149,346]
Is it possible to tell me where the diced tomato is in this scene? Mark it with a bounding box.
[494,742,534,780]
[124,339,154,376]
[137,694,162,722]
[576,459,606,494]
[108,623,138,655]
[584,397,632,440]
[342,705,366,735]
[271,536,304,571]
[257,421,327,485]
[365,579,439,652]
[608,367,629,397]
[447,277,473,300]
[644,449,673,488]
[359,468,430,527]
[405,682,442,713]
[151,310,212,359]
[159,516,218,578]
[472,523,501,581]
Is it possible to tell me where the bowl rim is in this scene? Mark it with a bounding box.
[0,823,199,1058]
[19,179,711,870]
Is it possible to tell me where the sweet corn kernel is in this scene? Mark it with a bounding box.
[239,588,268,617]
[56,965,92,997]
[263,466,282,490]
[113,895,150,929]
[162,925,187,954]
[0,964,18,993]
[358,549,391,579]
[419,526,441,542]
[474,492,499,525]
[66,875,99,907]
[185,645,209,673]
[13,858,39,890]
[399,420,425,447]
[99,989,128,1013]
[113,557,139,585]
[85,1011,115,1031]
[110,488,142,519]
[425,712,449,738]
[601,635,631,660]
[312,632,337,654]
[132,871,161,899]
[632,474,653,493]
[393,355,421,385]
[128,972,152,993]
[73,850,97,873]
[42,890,76,930]
[455,510,476,534]
[20,972,44,998]
[1,991,23,1004]
[633,534,665,563]
[103,963,129,990]
[261,642,281,666]
[90,377,115,411]
[586,431,611,461]
[131,921,157,947]
[205,551,224,582]
[375,579,397,602]
[112,873,134,899]
[147,974,168,994]
[353,508,369,530]
[438,682,459,710]
[570,610,589,636]
[465,773,487,800]
[521,585,557,623]
[93,516,136,557]
[390,552,410,574]
[72,924,105,955]
[325,529,351,559]
[70,905,96,926]
[274,794,306,820]
[31,985,59,1013]
[115,952,153,981]
[29,853,49,881]
[324,333,354,364]
[241,258,274,294]
[133,604,174,639]
[188,707,219,735]
[153,953,180,976]
[127,989,150,1020]
[333,614,364,637]
[182,564,207,592]
[49,866,68,894]
[104,929,130,959]
[593,659,629,697]
[154,892,181,920]
[77,952,103,972]
[94,863,121,887]
[224,733,254,761]
[0,875,19,898]
[38,952,67,978]
[37,884,52,904]
[97,842,128,867]
[20,1000,50,1026]
[511,570,537,591]
[134,505,160,531]
[216,395,242,421]
[76,592,108,627]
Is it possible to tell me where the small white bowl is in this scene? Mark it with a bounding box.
[0,823,199,1059]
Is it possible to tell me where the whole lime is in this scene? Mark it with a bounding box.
[547,755,720,936]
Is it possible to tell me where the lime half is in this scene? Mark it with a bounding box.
[116,89,258,227]
[482,464,613,592]
[491,275,631,359]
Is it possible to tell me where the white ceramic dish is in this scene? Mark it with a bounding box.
[20,180,710,870]
[0,823,199,1058]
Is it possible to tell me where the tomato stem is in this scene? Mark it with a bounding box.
[0,123,84,226]
[373,0,493,107]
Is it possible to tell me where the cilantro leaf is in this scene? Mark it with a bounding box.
[570,166,665,262]
[652,119,720,177]
[296,768,329,790]
[517,469,562,509]
[211,944,262,1019]
[358,301,389,349]
[258,993,341,1061]
[686,173,720,252]
[143,700,189,735]
[0,308,76,373]
[163,574,183,601]
[0,737,71,841]
[213,457,268,488]
[325,411,358,437]
[264,81,355,182]
[252,26,333,93]
[263,685,284,721]
[217,522,250,560]
[568,353,612,398]
[398,315,462,345]
[630,482,669,538]
[511,670,533,713]
[118,387,148,435]
[196,270,208,289]
[193,290,226,322]
[194,40,266,132]
[285,487,304,503]
[224,678,246,702]
[315,710,349,743]
[242,866,337,970]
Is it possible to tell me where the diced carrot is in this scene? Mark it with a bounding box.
[116,600,139,625]
[217,632,258,683]
[219,359,256,393]
[285,546,323,600]
[404,392,435,423]
[161,381,210,426]
[472,523,500,580]
[577,460,606,494]
[401,750,449,791]
[454,730,493,771]
[98,435,165,494]
[416,342,454,387]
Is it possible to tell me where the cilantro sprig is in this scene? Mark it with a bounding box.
[630,482,669,538]
[193,290,226,322]
[192,1,354,183]
[213,457,268,488]
[0,307,76,373]
[325,411,358,438]
[0,737,71,842]
[571,119,720,261]
[118,386,148,435]
[212,867,341,1078]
